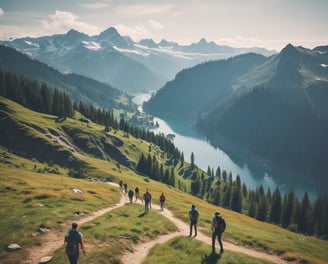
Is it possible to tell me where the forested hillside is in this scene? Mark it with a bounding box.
[0,45,132,111]
[1,71,327,239]
[144,44,328,192]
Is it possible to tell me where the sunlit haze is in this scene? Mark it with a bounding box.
[0,0,327,52]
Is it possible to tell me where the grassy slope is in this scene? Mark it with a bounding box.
[144,236,272,264]
[1,97,328,264]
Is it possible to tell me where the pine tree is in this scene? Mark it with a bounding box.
[215,166,221,179]
[191,152,195,168]
[282,190,296,228]
[223,185,232,208]
[269,188,282,224]
[136,153,147,175]
[180,152,184,168]
[169,167,175,187]
[312,197,324,236]
[298,192,312,234]
[230,186,242,213]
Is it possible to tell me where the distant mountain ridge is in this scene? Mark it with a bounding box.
[0,45,131,110]
[0,27,276,92]
[144,44,328,186]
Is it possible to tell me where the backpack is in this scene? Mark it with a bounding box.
[144,192,151,202]
[190,209,199,222]
[214,215,226,232]
[160,194,165,202]
[65,230,80,256]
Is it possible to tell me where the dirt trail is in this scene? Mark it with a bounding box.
[25,183,127,264]
[26,183,287,264]
[121,203,288,264]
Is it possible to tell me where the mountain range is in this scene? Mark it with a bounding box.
[0,27,275,93]
[144,44,328,186]
[0,45,132,110]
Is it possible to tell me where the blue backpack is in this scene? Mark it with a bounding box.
[66,230,80,255]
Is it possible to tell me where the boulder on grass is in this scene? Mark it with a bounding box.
[6,243,21,252]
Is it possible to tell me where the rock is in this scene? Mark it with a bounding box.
[72,188,83,194]
[38,227,50,233]
[39,256,53,263]
[31,203,44,207]
[6,243,21,252]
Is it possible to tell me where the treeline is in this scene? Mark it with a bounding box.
[0,70,74,117]
[135,148,328,239]
[0,70,181,160]
[195,164,328,239]
[136,153,177,187]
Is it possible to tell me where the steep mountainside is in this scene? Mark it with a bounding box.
[143,53,267,120]
[144,44,328,184]
[0,45,132,110]
[0,27,275,92]
[0,97,135,170]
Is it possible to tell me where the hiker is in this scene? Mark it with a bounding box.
[159,192,166,211]
[123,182,128,194]
[189,204,199,236]
[142,189,152,212]
[128,189,134,203]
[119,180,123,192]
[212,211,226,253]
[135,187,139,201]
[64,222,85,264]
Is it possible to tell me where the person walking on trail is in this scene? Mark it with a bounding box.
[119,180,123,192]
[142,189,152,213]
[128,189,134,203]
[189,204,199,237]
[64,222,86,264]
[123,183,128,194]
[159,192,166,211]
[212,211,226,254]
[135,187,139,201]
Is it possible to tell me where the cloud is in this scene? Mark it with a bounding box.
[114,23,151,41]
[149,20,164,30]
[0,8,4,16]
[42,10,99,35]
[80,2,108,10]
[115,4,173,16]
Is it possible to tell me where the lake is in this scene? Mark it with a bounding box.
[133,93,319,199]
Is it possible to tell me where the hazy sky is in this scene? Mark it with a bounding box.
[0,0,327,51]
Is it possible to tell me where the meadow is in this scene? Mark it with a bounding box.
[1,148,328,263]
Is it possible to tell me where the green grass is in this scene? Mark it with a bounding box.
[55,152,328,264]
[0,153,120,263]
[1,97,328,264]
[144,236,271,264]
[50,204,178,264]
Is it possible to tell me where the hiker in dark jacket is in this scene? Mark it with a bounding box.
[212,211,226,253]
[128,189,134,203]
[189,204,199,236]
[135,187,139,201]
[64,222,85,264]
[142,189,152,212]
[159,192,166,211]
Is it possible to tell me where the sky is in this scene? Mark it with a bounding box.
[0,0,327,52]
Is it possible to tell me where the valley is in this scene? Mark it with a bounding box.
[133,93,319,198]
[1,20,328,264]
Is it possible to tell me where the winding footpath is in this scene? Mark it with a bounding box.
[26,183,288,264]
